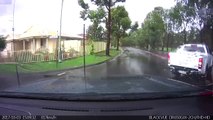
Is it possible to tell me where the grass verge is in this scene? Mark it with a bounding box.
[157,47,176,52]
[0,49,120,73]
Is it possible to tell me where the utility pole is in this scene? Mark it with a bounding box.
[83,24,87,90]
[12,0,20,87]
[58,0,64,63]
[83,24,86,78]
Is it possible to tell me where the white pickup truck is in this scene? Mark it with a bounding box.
[168,44,213,78]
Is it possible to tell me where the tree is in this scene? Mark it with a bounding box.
[163,8,176,51]
[123,8,166,50]
[0,37,6,51]
[176,2,196,43]
[78,0,89,20]
[178,0,213,28]
[154,7,167,51]
[111,6,131,50]
[187,27,200,43]
[130,22,139,33]
[86,7,106,41]
[141,8,165,50]
[87,24,105,41]
[178,0,213,48]
[136,28,149,48]
[78,0,126,56]
[122,33,137,47]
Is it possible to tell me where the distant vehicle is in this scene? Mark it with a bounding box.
[168,44,213,78]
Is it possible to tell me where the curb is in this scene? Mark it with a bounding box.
[43,49,124,77]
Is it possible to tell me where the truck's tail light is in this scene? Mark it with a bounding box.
[198,58,203,69]
[168,53,170,64]
[168,53,170,60]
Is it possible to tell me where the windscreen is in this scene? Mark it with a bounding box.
[0,0,212,99]
[183,45,205,53]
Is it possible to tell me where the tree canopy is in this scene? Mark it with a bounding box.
[79,0,213,52]
[78,0,126,56]
[111,6,131,50]
[122,1,207,51]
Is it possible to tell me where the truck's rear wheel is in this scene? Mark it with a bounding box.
[206,66,212,81]
[202,66,212,81]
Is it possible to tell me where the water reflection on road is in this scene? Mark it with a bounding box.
[68,47,169,78]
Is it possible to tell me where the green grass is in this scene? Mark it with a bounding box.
[158,47,176,52]
[0,64,18,73]
[0,49,120,73]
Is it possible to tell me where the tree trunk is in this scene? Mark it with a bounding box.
[170,33,174,50]
[200,30,203,43]
[161,37,164,51]
[184,28,187,44]
[211,28,213,50]
[116,37,120,51]
[166,33,169,52]
[199,23,203,43]
[106,1,111,56]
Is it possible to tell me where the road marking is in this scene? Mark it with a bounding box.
[167,78,201,89]
[207,83,213,86]
[148,77,184,88]
[57,72,66,76]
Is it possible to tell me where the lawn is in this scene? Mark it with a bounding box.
[0,49,120,73]
[158,47,176,52]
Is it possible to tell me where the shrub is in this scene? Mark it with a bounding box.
[68,47,78,57]
[44,54,49,61]
[90,43,95,55]
[0,37,6,51]
[35,48,49,55]
[87,40,95,55]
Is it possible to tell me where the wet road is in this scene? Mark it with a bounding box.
[65,47,212,86]
[66,47,169,78]
[6,47,203,93]
[2,47,212,92]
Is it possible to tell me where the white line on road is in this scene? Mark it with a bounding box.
[57,72,66,76]
[167,78,201,89]
[207,83,213,86]
[148,77,184,88]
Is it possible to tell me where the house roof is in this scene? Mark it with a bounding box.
[5,34,21,42]
[6,25,83,41]
[20,25,58,39]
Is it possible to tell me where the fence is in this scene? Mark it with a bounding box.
[79,42,106,55]
[0,41,106,64]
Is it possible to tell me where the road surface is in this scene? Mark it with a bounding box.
[61,47,211,86]
[4,47,211,93]
[66,47,169,78]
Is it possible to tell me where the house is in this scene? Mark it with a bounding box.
[3,25,83,57]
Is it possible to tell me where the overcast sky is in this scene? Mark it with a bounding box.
[0,0,175,35]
